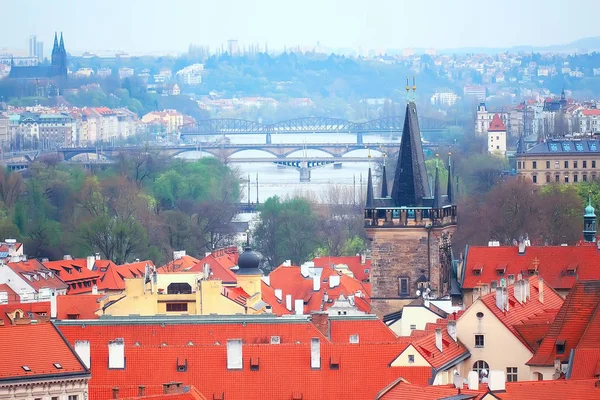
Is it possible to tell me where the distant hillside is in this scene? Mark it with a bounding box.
[432,36,600,55]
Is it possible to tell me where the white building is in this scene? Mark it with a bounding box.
[118,67,134,79]
[488,113,507,156]
[176,63,204,86]
[97,67,112,78]
[431,92,458,107]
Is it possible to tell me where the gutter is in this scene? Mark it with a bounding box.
[0,371,90,385]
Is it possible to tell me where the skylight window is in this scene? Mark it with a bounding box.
[562,143,571,151]
[590,143,598,151]
[53,363,62,369]
[576,143,584,151]
[22,366,31,372]
[550,143,559,152]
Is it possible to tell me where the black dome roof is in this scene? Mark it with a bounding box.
[236,247,262,275]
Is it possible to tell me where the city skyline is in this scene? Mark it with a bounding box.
[1,0,600,55]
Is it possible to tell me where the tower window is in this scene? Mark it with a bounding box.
[398,277,409,297]
[546,161,550,169]
[533,175,537,183]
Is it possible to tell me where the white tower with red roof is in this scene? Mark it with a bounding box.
[487,113,507,156]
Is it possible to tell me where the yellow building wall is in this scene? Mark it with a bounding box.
[101,278,158,316]
[391,344,431,367]
[198,280,245,315]
[457,300,555,381]
[236,274,262,299]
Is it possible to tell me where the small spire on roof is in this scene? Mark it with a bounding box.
[381,153,388,198]
[446,152,454,204]
[365,167,374,209]
[433,154,442,209]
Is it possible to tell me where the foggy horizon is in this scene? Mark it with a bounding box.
[2,0,600,55]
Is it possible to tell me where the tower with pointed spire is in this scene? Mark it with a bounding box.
[583,192,596,243]
[10,31,67,81]
[364,88,457,317]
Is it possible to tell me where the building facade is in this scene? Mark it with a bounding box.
[487,114,507,156]
[364,99,457,317]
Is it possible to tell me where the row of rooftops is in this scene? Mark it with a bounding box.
[518,139,600,155]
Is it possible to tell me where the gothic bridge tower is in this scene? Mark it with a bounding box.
[364,91,457,318]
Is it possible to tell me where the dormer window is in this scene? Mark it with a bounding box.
[556,340,566,354]
[566,265,577,276]
[496,264,506,276]
[472,263,483,275]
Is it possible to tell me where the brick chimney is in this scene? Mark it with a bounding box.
[311,312,330,339]
[163,382,183,395]
[112,387,119,399]
[138,386,146,397]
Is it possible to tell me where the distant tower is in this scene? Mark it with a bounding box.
[51,32,59,67]
[583,193,596,243]
[364,85,457,318]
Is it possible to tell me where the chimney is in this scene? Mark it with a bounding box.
[488,370,506,391]
[138,386,146,397]
[95,252,101,261]
[92,284,98,295]
[435,328,443,352]
[63,255,72,260]
[518,239,526,255]
[360,253,366,265]
[226,339,242,369]
[274,289,282,301]
[311,312,330,339]
[503,287,509,311]
[310,338,320,369]
[514,280,523,304]
[312,274,320,292]
[285,294,292,311]
[538,277,544,303]
[495,287,503,310]
[294,299,304,315]
[447,321,457,342]
[163,382,183,395]
[108,339,125,369]
[467,371,479,390]
[112,387,119,399]
[300,262,312,278]
[75,340,91,368]
[86,255,95,270]
[524,278,530,302]
[329,275,340,288]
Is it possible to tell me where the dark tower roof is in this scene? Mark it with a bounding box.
[236,247,262,275]
[517,135,525,154]
[59,32,65,53]
[391,102,431,206]
[446,153,454,204]
[52,32,59,51]
[381,165,388,198]
[432,158,442,209]
[366,167,374,208]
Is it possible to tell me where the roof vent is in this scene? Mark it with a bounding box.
[270,336,281,344]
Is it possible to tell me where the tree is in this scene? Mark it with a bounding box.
[0,168,23,209]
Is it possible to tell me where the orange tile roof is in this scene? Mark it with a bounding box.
[313,255,371,282]
[376,380,482,400]
[0,283,18,303]
[0,322,88,382]
[0,302,51,325]
[528,281,600,367]
[6,259,68,291]
[581,109,600,116]
[158,255,201,273]
[463,245,600,290]
[96,260,155,291]
[329,317,400,343]
[57,318,431,400]
[179,248,239,284]
[43,259,100,294]
[478,276,563,352]
[260,281,292,316]
[410,329,470,370]
[488,113,506,131]
[56,294,103,320]
[124,387,207,400]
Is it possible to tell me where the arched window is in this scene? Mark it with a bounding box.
[167,283,192,294]
[473,360,489,379]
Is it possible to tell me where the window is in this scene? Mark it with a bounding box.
[53,363,62,369]
[496,136,499,140]
[555,175,560,182]
[555,161,560,169]
[473,360,489,378]
[166,303,188,312]
[556,340,566,354]
[408,355,415,364]
[574,161,578,168]
[496,146,500,149]
[546,161,550,169]
[574,175,578,183]
[532,175,537,183]
[167,282,192,294]
[546,175,550,183]
[476,312,484,319]
[594,161,597,168]
[584,175,588,182]
[584,160,588,168]
[349,334,359,344]
[399,277,409,297]
[475,334,485,347]
[68,396,78,400]
[532,161,537,169]
[52,397,59,400]
[507,367,518,382]
[518,161,521,169]
[21,365,31,372]
[564,161,569,168]
[410,324,417,330]
[565,176,569,183]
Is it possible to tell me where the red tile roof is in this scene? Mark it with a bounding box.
[376,380,482,400]
[528,281,600,367]
[409,328,470,370]
[329,317,400,343]
[0,302,50,325]
[96,260,155,291]
[581,109,600,116]
[313,255,371,282]
[57,318,431,400]
[43,259,100,294]
[124,387,207,400]
[488,113,506,131]
[6,259,68,292]
[0,322,88,382]
[56,294,103,320]
[171,248,239,284]
[260,281,292,316]
[0,283,18,303]
[463,245,600,291]
[478,276,563,352]
[158,255,201,273]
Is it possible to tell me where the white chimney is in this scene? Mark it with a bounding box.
[285,294,292,311]
[173,250,186,260]
[63,255,72,260]
[503,287,509,311]
[301,262,313,278]
[283,260,291,267]
[226,339,242,369]
[453,372,464,389]
[495,287,503,310]
[75,340,91,369]
[86,256,95,270]
[518,240,526,254]
[467,371,479,390]
[50,293,57,318]
[274,289,282,301]
[524,278,530,301]
[310,338,320,369]
[312,274,320,292]
[447,321,457,342]
[514,280,523,304]
[360,253,366,265]
[92,284,98,295]
[294,299,304,315]
[538,277,544,304]
[108,339,125,369]
[488,370,506,391]
[95,253,101,261]
[329,275,340,288]
[435,328,443,352]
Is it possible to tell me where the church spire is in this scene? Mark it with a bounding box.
[517,134,525,154]
[584,191,596,243]
[59,32,65,52]
[446,152,454,204]
[53,32,59,51]
[432,155,442,209]
[381,164,388,198]
[365,167,374,209]
[390,101,431,206]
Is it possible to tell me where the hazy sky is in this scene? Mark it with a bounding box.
[2,0,600,54]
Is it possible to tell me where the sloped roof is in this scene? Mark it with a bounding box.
[0,322,89,382]
[313,255,371,282]
[376,380,482,400]
[158,255,201,273]
[56,294,103,320]
[5,259,68,291]
[259,281,291,316]
[0,302,51,325]
[488,113,506,131]
[478,276,563,352]
[96,260,155,291]
[124,386,207,400]
[410,328,470,370]
[528,280,600,366]
[56,318,431,400]
[43,259,100,294]
[0,283,18,303]
[177,248,239,284]
[329,317,400,343]
[463,246,600,290]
